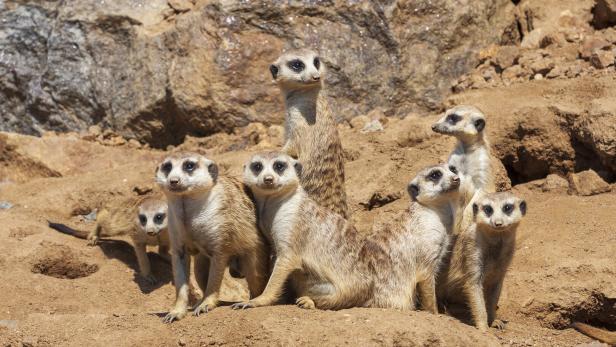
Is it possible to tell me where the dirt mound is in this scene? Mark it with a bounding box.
[30,244,99,280]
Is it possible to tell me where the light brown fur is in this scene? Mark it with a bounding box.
[270,49,348,218]
[571,322,616,345]
[232,153,459,313]
[156,152,269,323]
[437,192,527,331]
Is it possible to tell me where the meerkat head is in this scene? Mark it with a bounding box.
[407,163,460,206]
[136,198,168,237]
[155,152,219,196]
[431,105,486,142]
[243,152,303,197]
[269,49,323,91]
[472,192,527,231]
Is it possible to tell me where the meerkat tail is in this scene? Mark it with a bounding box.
[47,221,89,240]
[571,322,616,345]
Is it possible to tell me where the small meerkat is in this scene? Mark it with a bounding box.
[369,163,461,312]
[431,105,496,232]
[572,322,616,345]
[156,152,269,323]
[48,198,170,284]
[270,49,348,218]
[232,153,460,312]
[437,192,527,331]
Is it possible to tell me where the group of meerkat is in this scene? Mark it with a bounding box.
[46,48,612,343]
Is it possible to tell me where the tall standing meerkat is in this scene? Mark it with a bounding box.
[431,105,495,231]
[48,198,170,284]
[232,153,460,312]
[437,192,527,331]
[270,49,348,218]
[156,152,269,323]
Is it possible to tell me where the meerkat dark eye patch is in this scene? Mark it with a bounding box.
[313,57,320,69]
[502,203,514,215]
[408,184,420,201]
[269,64,279,79]
[472,203,479,216]
[154,213,166,224]
[519,200,527,216]
[208,163,218,181]
[182,160,197,173]
[482,205,494,217]
[273,161,287,175]
[250,162,263,175]
[446,113,462,125]
[139,214,147,226]
[428,170,442,182]
[161,162,172,175]
[288,59,305,73]
[293,162,303,178]
[474,118,486,132]
[448,165,458,174]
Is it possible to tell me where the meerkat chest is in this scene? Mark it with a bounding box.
[261,194,303,252]
[181,194,224,252]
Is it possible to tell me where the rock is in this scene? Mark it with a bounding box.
[267,125,284,147]
[0,1,516,148]
[590,50,615,69]
[350,116,370,130]
[533,74,544,80]
[528,58,555,75]
[502,65,528,81]
[570,109,616,173]
[361,119,384,133]
[567,170,611,196]
[521,28,545,49]
[493,45,520,70]
[579,36,611,59]
[0,201,14,210]
[600,27,616,44]
[542,174,569,193]
[592,0,616,29]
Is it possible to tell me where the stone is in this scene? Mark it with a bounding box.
[579,37,611,59]
[528,58,555,75]
[493,45,520,70]
[0,1,516,148]
[590,50,615,69]
[592,0,616,29]
[0,201,13,210]
[361,119,384,133]
[350,116,370,130]
[521,28,545,49]
[502,65,527,81]
[542,174,569,193]
[567,170,611,196]
[533,74,544,80]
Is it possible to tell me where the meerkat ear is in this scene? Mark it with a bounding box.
[408,184,420,201]
[208,162,219,182]
[269,64,279,79]
[474,118,486,132]
[472,203,479,216]
[293,161,303,178]
[519,200,527,216]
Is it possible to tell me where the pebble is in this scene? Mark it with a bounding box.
[0,201,13,210]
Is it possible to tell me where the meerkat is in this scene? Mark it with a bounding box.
[231,153,460,312]
[571,322,616,345]
[156,152,269,323]
[369,163,461,312]
[437,192,527,331]
[270,48,348,218]
[48,198,170,284]
[431,105,496,232]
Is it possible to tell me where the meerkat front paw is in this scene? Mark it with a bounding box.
[231,301,259,310]
[491,319,507,330]
[162,308,187,324]
[193,299,218,316]
[87,236,99,246]
[295,296,316,309]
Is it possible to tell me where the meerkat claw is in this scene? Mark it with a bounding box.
[231,302,255,310]
[296,296,316,309]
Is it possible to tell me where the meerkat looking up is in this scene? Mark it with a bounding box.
[156,152,269,323]
[432,105,495,231]
[48,198,170,284]
[437,192,527,331]
[270,49,348,218]
[232,153,460,312]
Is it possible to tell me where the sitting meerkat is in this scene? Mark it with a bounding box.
[232,152,460,312]
[48,198,170,284]
[156,152,269,323]
[431,105,496,231]
[270,48,348,218]
[437,192,527,331]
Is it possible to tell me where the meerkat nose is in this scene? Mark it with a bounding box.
[263,175,274,185]
[169,178,180,185]
[494,220,504,227]
[431,124,438,131]
[312,75,320,81]
[452,176,460,183]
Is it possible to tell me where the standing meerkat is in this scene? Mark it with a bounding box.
[437,192,527,331]
[48,197,170,284]
[431,105,495,231]
[270,49,348,218]
[156,152,269,323]
[231,153,460,312]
